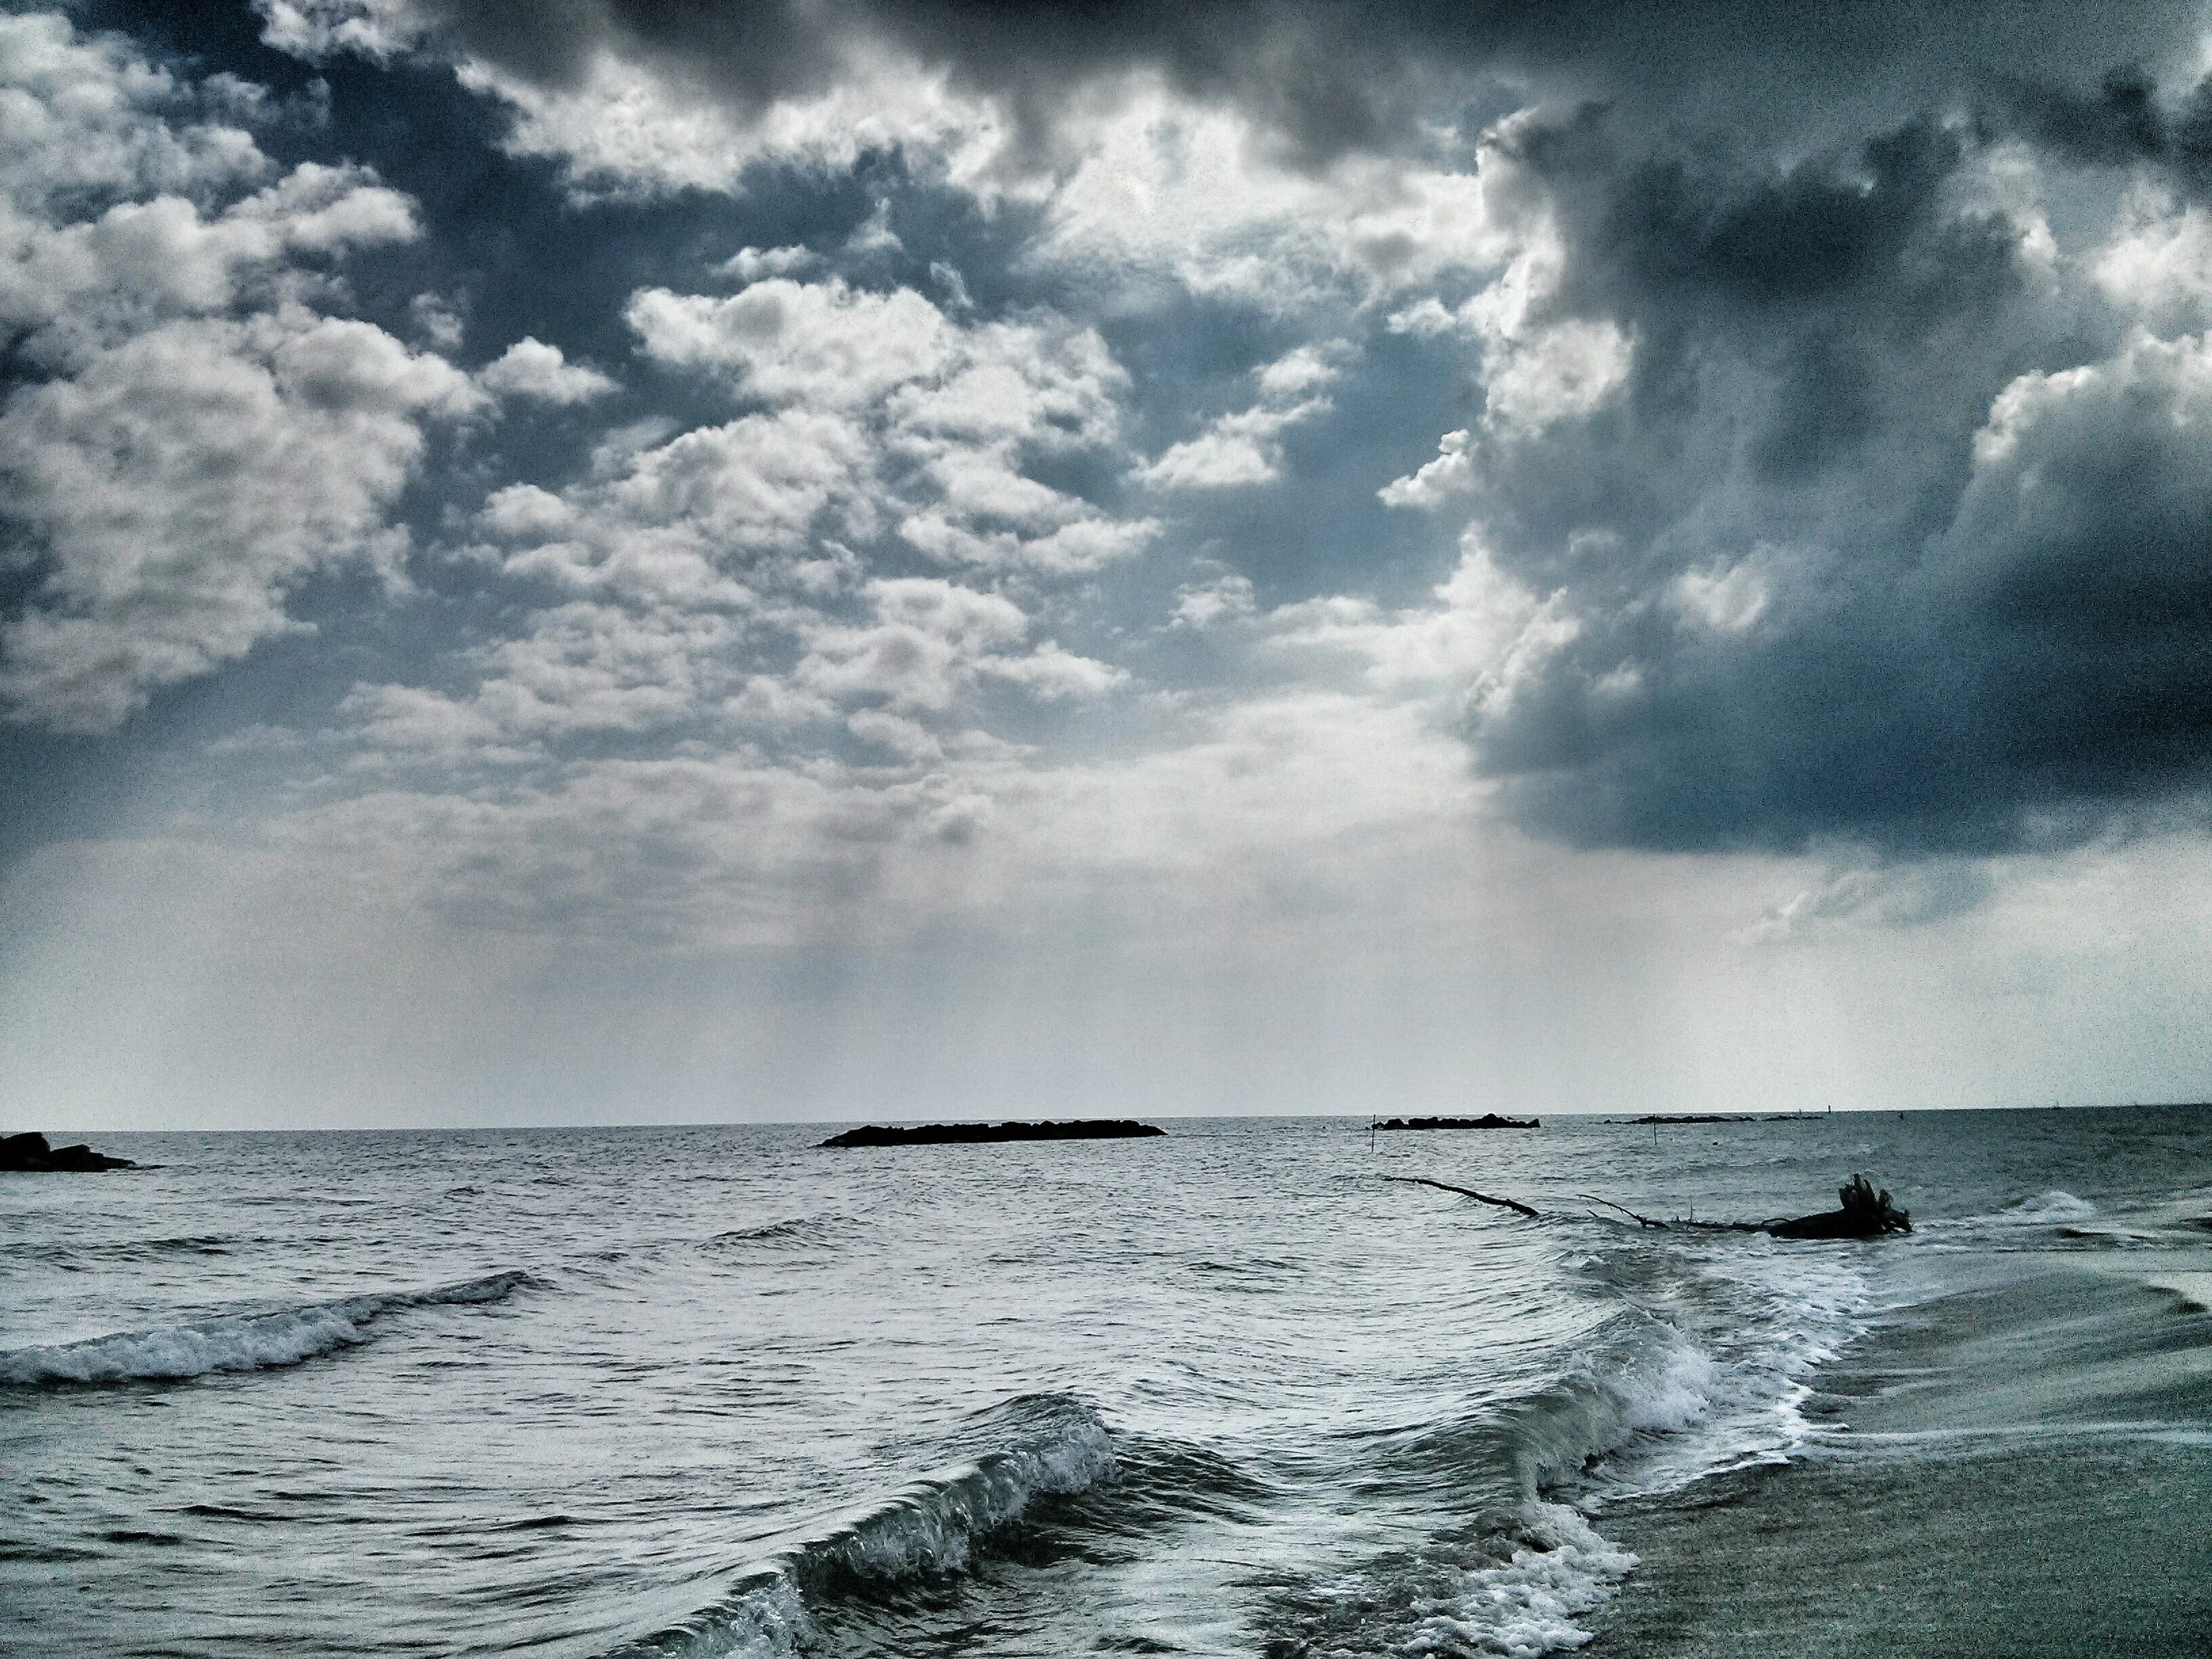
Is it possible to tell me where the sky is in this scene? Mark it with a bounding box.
[3,0,2211,1130]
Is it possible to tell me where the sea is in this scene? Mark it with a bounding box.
[4,1108,2209,1658]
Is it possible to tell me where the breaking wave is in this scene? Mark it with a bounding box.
[1512,1233,1870,1503]
[2002,1189,2098,1222]
[0,1270,533,1388]
[610,1393,1118,1659]
[1258,1498,1639,1659]
[1284,1234,1872,1656]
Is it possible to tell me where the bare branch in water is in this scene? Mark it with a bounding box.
[1382,1175,1540,1218]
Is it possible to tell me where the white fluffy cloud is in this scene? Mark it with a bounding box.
[1136,345,1343,491]
[623,276,1153,574]
[336,272,1141,775]
[2,310,476,731]
[1942,327,2212,600]
[0,16,474,732]
[478,337,617,405]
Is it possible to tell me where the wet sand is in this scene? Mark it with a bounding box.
[1588,1256,2212,1657]
[1586,1441,2212,1658]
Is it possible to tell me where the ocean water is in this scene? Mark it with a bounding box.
[4,1109,2209,1658]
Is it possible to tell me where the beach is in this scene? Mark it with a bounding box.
[1593,1223,2212,1657]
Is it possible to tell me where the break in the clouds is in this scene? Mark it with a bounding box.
[5,0,2212,1124]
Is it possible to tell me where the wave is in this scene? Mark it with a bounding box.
[611,1393,1118,1659]
[1507,1341,1717,1491]
[703,1215,861,1250]
[0,1270,533,1388]
[1298,1236,1872,1655]
[1910,1189,2107,1250]
[1511,1237,1869,1504]
[2003,1189,2098,1221]
[1262,1498,1639,1659]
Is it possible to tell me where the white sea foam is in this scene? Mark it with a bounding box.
[1399,1501,1639,1658]
[2007,1189,2098,1221]
[1273,1498,1639,1658]
[0,1271,531,1387]
[1552,1236,1871,1502]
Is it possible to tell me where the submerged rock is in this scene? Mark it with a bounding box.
[819,1120,1166,1149]
[1,1132,136,1172]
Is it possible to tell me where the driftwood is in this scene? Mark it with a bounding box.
[1762,1173,1910,1237]
[1651,1174,1910,1237]
[1582,1194,1668,1229]
[1381,1175,1540,1218]
[1388,1170,1910,1239]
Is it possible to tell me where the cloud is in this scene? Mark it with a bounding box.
[626,273,1153,574]
[628,278,954,410]
[478,337,618,404]
[24,0,2212,882]
[1999,64,2212,200]
[0,14,474,733]
[1135,344,1341,491]
[333,266,1151,780]
[254,1,2210,179]
[1170,572,1256,630]
[1361,99,2212,859]
[0,310,478,733]
[1744,861,1998,942]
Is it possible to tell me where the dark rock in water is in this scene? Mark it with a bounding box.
[819,1120,1166,1149]
[1,1131,136,1172]
[1368,1113,1540,1131]
[1631,1113,1746,1124]
[1765,1172,1910,1238]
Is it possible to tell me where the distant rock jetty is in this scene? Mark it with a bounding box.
[1368,1113,1540,1132]
[819,1120,1166,1149]
[1,1132,135,1172]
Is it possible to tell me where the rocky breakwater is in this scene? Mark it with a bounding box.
[1,1131,136,1172]
[820,1120,1166,1148]
[1368,1113,1540,1131]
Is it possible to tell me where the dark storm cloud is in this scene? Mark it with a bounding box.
[366,0,2210,165]
[2001,65,2212,198]
[1451,98,2212,857]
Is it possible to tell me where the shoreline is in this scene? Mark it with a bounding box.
[1585,1439,2212,1657]
[1584,1250,2212,1656]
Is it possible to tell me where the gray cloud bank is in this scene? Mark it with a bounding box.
[248,0,2212,860]
[9,0,2212,876]
[282,0,2206,161]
